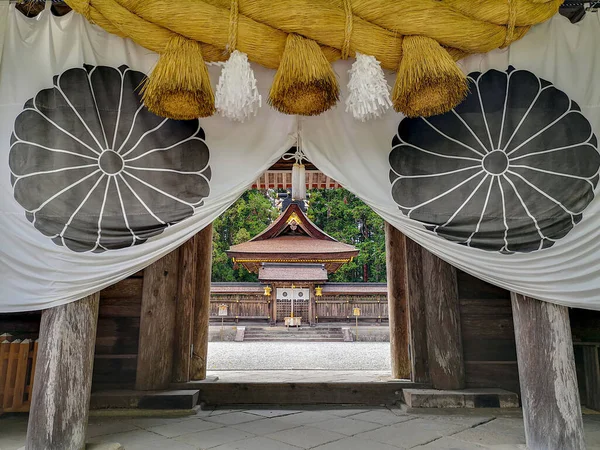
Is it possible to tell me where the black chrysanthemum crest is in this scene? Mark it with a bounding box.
[389,67,600,253]
[9,65,211,252]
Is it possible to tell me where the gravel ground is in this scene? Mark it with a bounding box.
[207,341,391,370]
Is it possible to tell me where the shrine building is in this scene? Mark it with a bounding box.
[210,199,388,325]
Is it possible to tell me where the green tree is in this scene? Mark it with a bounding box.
[211,188,386,283]
[211,189,279,282]
[307,189,386,282]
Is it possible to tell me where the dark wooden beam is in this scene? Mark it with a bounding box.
[384,222,410,379]
[191,225,214,380]
[172,235,199,383]
[136,251,180,390]
[26,293,99,450]
[511,293,585,450]
[421,249,465,389]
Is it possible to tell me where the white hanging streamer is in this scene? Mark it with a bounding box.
[283,123,307,200]
[345,52,392,121]
[215,50,262,122]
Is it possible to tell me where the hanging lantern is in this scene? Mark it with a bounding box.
[263,285,272,296]
[315,286,323,297]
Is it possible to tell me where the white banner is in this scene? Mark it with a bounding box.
[303,14,600,310]
[0,6,295,311]
[1,6,600,312]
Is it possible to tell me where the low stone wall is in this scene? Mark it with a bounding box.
[208,326,239,342]
[347,326,390,342]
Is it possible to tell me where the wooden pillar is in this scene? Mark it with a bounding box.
[511,293,585,450]
[136,250,180,390]
[385,222,410,379]
[405,238,429,383]
[172,235,198,383]
[191,224,213,380]
[26,293,99,450]
[421,248,465,389]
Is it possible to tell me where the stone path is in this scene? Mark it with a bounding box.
[2,406,599,450]
[207,370,394,383]
[207,342,391,371]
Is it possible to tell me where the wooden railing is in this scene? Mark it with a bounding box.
[0,333,38,415]
[315,295,388,323]
[210,295,271,322]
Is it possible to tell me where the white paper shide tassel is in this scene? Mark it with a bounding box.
[215,50,261,122]
[345,52,392,121]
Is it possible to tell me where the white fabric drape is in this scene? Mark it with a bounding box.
[1,6,600,312]
[303,13,600,310]
[0,6,295,311]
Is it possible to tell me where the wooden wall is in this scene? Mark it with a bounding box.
[93,273,143,390]
[570,307,600,405]
[457,270,521,394]
[0,273,144,391]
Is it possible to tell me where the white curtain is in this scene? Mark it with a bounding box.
[1,5,599,312]
[0,6,295,311]
[302,13,600,310]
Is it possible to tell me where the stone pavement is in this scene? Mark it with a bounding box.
[1,406,600,450]
[207,370,394,383]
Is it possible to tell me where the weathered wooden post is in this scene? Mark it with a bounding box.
[172,235,199,383]
[191,224,213,380]
[136,251,180,390]
[421,249,465,390]
[511,293,585,450]
[385,222,411,379]
[26,293,100,450]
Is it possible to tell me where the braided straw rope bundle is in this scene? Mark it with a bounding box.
[64,0,562,120]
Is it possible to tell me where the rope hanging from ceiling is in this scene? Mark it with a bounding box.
[63,0,562,120]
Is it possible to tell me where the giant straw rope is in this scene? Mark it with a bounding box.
[64,0,563,119]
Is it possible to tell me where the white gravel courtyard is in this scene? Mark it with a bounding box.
[207,342,391,371]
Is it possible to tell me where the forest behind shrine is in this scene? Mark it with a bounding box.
[211,189,386,283]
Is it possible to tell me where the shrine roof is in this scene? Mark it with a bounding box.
[226,202,358,260]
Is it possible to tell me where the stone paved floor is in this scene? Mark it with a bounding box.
[2,406,599,450]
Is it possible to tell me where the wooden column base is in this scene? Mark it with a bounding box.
[511,293,585,450]
[26,293,100,450]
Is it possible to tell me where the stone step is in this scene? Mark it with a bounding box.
[91,390,199,410]
[244,331,342,336]
[244,328,343,332]
[402,388,519,409]
[244,338,345,342]
[242,326,345,342]
[175,382,416,406]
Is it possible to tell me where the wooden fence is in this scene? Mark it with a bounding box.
[0,333,38,415]
[315,295,388,323]
[210,295,271,322]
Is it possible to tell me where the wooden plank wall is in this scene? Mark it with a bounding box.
[93,273,144,390]
[457,270,521,394]
[0,273,144,391]
[570,308,600,406]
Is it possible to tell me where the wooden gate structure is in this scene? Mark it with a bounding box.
[1,223,599,449]
[0,159,597,449]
